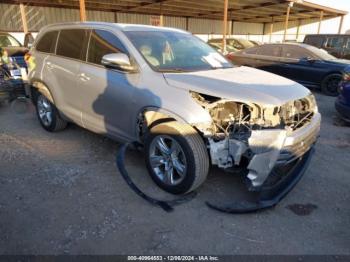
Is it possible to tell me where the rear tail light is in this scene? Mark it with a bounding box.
[24,52,31,64]
[226,52,234,60]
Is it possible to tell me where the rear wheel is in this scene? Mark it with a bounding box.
[144,121,209,194]
[321,73,342,96]
[35,93,67,132]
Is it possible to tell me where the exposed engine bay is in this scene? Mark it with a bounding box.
[191,91,319,189]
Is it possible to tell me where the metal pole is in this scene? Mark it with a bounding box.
[317,11,324,34]
[269,17,274,43]
[19,3,28,34]
[283,3,291,42]
[296,19,301,41]
[159,2,164,26]
[338,15,345,34]
[79,0,86,22]
[222,0,228,53]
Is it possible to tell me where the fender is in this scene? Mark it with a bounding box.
[30,78,55,104]
[135,106,191,141]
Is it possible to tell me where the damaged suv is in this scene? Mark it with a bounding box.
[28,23,321,204]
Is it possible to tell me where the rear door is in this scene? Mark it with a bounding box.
[48,29,88,124]
[279,45,325,87]
[253,45,282,74]
[78,29,138,141]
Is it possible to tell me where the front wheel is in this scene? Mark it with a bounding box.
[321,73,342,96]
[144,121,209,195]
[35,93,67,132]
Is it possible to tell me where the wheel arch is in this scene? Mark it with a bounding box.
[136,107,192,141]
[29,78,55,105]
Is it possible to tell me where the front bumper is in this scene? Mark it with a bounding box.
[207,113,321,213]
[335,98,350,122]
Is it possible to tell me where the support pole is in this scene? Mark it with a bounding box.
[19,3,28,34]
[317,11,324,34]
[159,2,164,27]
[79,0,86,22]
[269,17,274,43]
[296,19,301,42]
[283,3,291,42]
[338,15,345,34]
[222,0,228,53]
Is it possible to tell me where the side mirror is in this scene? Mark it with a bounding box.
[101,53,135,72]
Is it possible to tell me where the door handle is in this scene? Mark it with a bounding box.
[79,73,90,82]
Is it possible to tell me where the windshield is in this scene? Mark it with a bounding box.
[125,31,232,72]
[236,39,255,49]
[308,45,336,60]
[0,34,21,48]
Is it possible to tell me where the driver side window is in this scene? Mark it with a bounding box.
[87,30,128,65]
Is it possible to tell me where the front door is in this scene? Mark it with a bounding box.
[78,29,139,141]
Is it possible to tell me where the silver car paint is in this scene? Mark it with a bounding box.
[29,22,321,187]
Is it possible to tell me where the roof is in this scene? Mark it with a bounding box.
[42,21,188,32]
[3,0,348,23]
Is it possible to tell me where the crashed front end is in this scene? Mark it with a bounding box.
[192,92,320,210]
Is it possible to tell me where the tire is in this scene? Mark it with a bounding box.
[35,93,67,132]
[321,73,342,96]
[144,121,209,195]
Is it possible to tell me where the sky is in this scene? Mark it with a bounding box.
[308,0,350,33]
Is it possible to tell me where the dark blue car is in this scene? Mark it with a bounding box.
[335,67,350,122]
[231,43,350,96]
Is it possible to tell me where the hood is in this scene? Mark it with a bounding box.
[163,66,310,106]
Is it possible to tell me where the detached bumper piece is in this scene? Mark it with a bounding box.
[206,146,315,214]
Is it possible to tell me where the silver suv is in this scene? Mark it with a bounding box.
[28,22,321,197]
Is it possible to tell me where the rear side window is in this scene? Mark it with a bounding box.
[87,30,128,65]
[257,45,281,57]
[244,47,258,55]
[36,31,58,53]
[325,37,345,49]
[56,29,87,60]
[304,36,324,48]
[282,46,310,59]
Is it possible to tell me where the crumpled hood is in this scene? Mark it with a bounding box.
[164,66,310,106]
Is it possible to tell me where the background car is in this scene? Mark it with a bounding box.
[231,43,350,96]
[0,32,29,103]
[208,37,255,51]
[207,42,239,54]
[335,66,350,122]
[304,34,350,59]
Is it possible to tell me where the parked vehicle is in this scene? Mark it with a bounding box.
[0,32,29,103]
[303,34,350,59]
[207,42,239,54]
[28,23,320,205]
[250,40,262,46]
[335,66,350,122]
[231,43,350,96]
[208,37,255,51]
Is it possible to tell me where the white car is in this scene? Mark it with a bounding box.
[27,22,321,207]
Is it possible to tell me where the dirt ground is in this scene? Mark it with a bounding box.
[0,92,349,255]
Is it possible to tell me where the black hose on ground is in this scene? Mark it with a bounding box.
[116,142,197,212]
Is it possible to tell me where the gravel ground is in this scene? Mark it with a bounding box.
[0,92,349,255]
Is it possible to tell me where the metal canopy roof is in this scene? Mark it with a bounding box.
[3,0,348,22]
